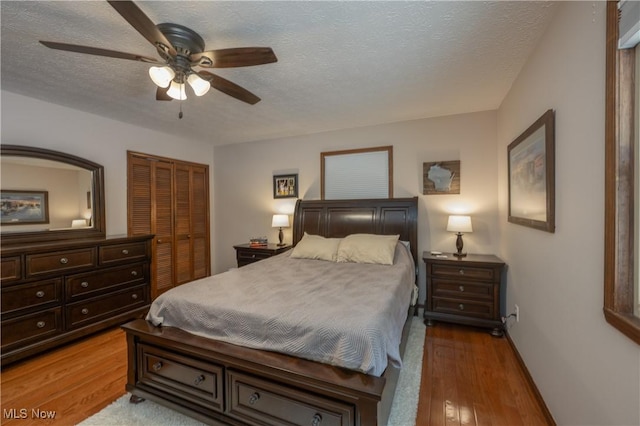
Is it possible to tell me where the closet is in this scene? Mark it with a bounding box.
[127,152,210,299]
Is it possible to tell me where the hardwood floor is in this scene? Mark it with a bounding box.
[1,322,552,426]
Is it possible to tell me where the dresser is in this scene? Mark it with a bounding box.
[1,234,153,365]
[233,243,291,267]
[423,252,506,336]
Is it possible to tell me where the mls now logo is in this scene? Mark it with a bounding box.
[3,408,56,419]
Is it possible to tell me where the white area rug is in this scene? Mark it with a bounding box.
[79,317,425,426]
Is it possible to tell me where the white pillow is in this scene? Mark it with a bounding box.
[336,234,400,265]
[290,233,341,261]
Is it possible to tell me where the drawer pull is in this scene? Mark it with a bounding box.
[459,285,465,292]
[131,270,138,276]
[122,249,129,255]
[251,254,256,258]
[248,392,260,405]
[131,294,138,300]
[312,414,323,426]
[152,361,163,371]
[35,290,45,298]
[59,257,69,264]
[458,269,465,275]
[81,308,89,315]
[81,281,89,288]
[36,321,46,328]
[157,239,163,243]
[458,304,465,311]
[193,375,205,386]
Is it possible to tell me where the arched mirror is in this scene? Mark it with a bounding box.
[0,145,105,244]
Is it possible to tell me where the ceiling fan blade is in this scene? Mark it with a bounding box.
[156,86,172,101]
[39,41,160,63]
[199,71,261,104]
[107,0,177,57]
[192,47,277,68]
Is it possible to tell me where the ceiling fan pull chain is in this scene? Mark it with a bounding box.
[179,101,184,119]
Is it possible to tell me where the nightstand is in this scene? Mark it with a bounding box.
[423,252,506,336]
[233,243,292,267]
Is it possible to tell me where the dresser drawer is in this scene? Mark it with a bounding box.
[99,242,148,265]
[228,370,354,426]
[431,278,494,301]
[26,248,96,278]
[66,263,146,301]
[1,308,62,349]
[1,256,22,283]
[2,278,62,315]
[138,344,223,411]
[66,285,148,329]
[431,297,495,320]
[430,264,494,281]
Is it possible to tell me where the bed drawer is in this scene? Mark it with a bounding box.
[431,278,493,300]
[66,263,146,301]
[138,344,223,411]
[66,285,148,329]
[99,241,148,265]
[228,370,354,426]
[430,264,495,281]
[2,278,62,316]
[431,297,494,320]
[26,248,96,278]
[1,308,62,349]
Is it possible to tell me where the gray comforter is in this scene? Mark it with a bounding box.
[146,243,415,376]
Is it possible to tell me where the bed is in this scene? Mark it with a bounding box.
[122,197,419,426]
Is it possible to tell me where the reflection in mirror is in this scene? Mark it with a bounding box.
[1,157,93,232]
[0,145,105,245]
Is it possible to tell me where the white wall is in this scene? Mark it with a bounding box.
[497,2,640,425]
[213,110,500,303]
[1,91,215,245]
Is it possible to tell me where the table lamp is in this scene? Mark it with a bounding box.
[272,214,290,246]
[447,215,473,257]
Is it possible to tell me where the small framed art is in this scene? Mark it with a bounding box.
[1,190,50,225]
[273,174,298,199]
[508,109,555,233]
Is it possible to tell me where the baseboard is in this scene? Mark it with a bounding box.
[505,331,557,426]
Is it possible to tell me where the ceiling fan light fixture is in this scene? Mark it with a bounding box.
[148,66,175,88]
[166,80,187,100]
[187,73,211,96]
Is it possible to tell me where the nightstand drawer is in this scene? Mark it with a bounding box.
[430,264,494,281]
[432,278,494,300]
[432,297,494,319]
[237,250,271,262]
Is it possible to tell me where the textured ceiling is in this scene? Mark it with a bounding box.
[1,1,557,146]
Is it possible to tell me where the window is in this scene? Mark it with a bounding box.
[603,0,640,344]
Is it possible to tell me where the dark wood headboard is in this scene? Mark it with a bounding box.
[292,197,418,264]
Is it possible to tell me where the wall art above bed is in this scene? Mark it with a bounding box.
[422,160,460,194]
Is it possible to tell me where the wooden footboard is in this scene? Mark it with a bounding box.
[122,305,414,426]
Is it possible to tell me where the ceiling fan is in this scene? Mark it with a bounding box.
[39,0,277,111]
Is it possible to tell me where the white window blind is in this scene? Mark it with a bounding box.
[322,147,392,199]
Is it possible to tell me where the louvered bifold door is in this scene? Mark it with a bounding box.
[190,165,210,280]
[128,154,175,299]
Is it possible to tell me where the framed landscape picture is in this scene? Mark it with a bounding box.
[1,190,49,225]
[508,109,555,233]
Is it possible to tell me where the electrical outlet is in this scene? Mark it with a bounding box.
[515,304,520,322]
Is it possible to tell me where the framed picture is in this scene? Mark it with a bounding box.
[508,109,555,233]
[1,190,50,225]
[423,160,460,194]
[273,174,298,199]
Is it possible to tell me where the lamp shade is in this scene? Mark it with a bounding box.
[271,214,290,228]
[148,66,175,88]
[187,73,211,96]
[71,219,87,228]
[447,215,473,233]
[166,80,187,100]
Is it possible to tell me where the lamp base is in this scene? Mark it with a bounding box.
[277,227,285,246]
[453,252,467,257]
